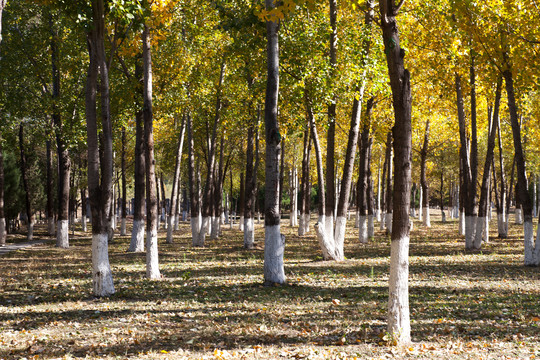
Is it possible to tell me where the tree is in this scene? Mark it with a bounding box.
[262,0,285,285]
[379,0,413,344]
[166,115,185,244]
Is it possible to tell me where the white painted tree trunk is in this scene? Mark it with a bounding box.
[82,215,87,232]
[129,219,145,252]
[387,233,411,344]
[465,216,476,249]
[333,215,346,260]
[385,213,393,235]
[92,233,115,297]
[48,217,55,236]
[120,218,126,236]
[515,207,523,224]
[166,215,175,243]
[27,222,34,241]
[263,225,286,284]
[146,227,160,279]
[175,214,180,230]
[441,210,446,223]
[380,211,386,230]
[196,216,208,247]
[314,219,335,260]
[211,216,220,239]
[368,214,374,238]
[483,215,489,243]
[244,217,254,249]
[459,211,465,236]
[207,216,212,236]
[524,220,540,266]
[257,212,261,223]
[422,207,431,227]
[191,215,202,246]
[0,218,6,246]
[359,215,368,244]
[56,220,69,248]
[473,216,485,249]
[418,187,423,221]
[239,215,244,231]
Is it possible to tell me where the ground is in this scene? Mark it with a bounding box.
[0,212,539,360]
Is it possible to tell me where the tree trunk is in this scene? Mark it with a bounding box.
[503,66,539,266]
[367,142,375,238]
[380,0,412,343]
[120,127,127,236]
[263,0,285,285]
[384,131,393,234]
[298,126,311,236]
[86,0,115,297]
[81,185,87,232]
[420,119,430,227]
[474,78,501,249]
[46,140,55,235]
[380,147,388,230]
[289,167,298,227]
[187,113,202,246]
[358,98,374,244]
[19,124,34,240]
[456,74,476,247]
[245,111,260,248]
[211,137,225,239]
[376,157,382,221]
[238,172,245,231]
[166,115,185,243]
[142,24,160,279]
[0,132,5,246]
[279,139,285,219]
[129,62,146,253]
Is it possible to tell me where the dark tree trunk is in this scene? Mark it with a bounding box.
[279,139,284,217]
[420,119,430,227]
[120,127,127,236]
[379,0,413,343]
[212,136,225,239]
[263,0,285,285]
[129,107,145,252]
[456,74,476,248]
[46,139,55,235]
[19,124,34,240]
[244,120,257,247]
[187,112,201,245]
[0,131,5,246]
[166,115,186,243]
[50,18,71,248]
[474,77,502,249]
[366,140,374,238]
[503,65,538,265]
[238,172,245,228]
[357,97,374,244]
[298,125,311,236]
[380,144,388,229]
[142,24,160,279]
[496,110,507,237]
[384,131,393,234]
[86,0,115,296]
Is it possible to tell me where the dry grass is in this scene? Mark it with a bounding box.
[0,212,539,359]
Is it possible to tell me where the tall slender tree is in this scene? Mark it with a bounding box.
[166,115,185,244]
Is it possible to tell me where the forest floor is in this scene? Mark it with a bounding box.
[0,212,539,360]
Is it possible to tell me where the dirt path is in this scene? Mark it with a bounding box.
[0,238,50,256]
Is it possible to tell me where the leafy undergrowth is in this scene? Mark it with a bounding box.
[0,213,539,359]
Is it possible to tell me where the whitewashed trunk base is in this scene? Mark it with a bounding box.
[359,215,368,244]
[387,233,411,344]
[315,217,335,260]
[82,216,87,232]
[92,233,115,297]
[239,216,244,231]
[0,218,6,246]
[244,217,254,249]
[465,216,476,249]
[146,228,161,279]
[120,218,127,236]
[325,214,334,244]
[48,217,55,236]
[497,213,507,238]
[196,216,209,247]
[333,216,346,261]
[263,225,286,285]
[191,216,202,247]
[459,211,465,236]
[298,213,305,236]
[376,210,381,223]
[524,220,539,266]
[166,216,174,244]
[128,219,145,252]
[368,214,374,238]
[211,216,220,239]
[422,207,431,228]
[473,216,485,249]
[56,220,69,248]
[27,222,34,241]
[385,213,393,235]
[380,212,386,230]
[515,208,523,225]
[207,216,212,236]
[418,205,423,222]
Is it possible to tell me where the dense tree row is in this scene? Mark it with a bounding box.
[0,0,539,344]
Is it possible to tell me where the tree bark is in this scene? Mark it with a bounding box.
[384,131,393,234]
[187,112,202,246]
[474,78,502,249]
[503,65,539,266]
[166,115,185,243]
[86,0,115,297]
[358,98,374,244]
[244,111,260,248]
[19,124,34,240]
[0,132,5,246]
[298,126,311,236]
[46,139,55,235]
[120,127,127,236]
[263,2,285,285]
[51,19,70,248]
[142,24,160,279]
[129,61,145,253]
[380,0,412,343]
[420,119,430,227]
